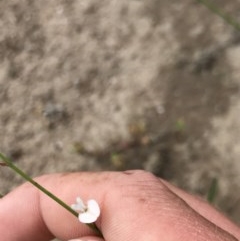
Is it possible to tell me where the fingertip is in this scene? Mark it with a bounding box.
[68,236,105,241]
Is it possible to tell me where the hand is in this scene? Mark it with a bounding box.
[0,170,239,241]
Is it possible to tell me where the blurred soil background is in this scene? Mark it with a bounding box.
[1,0,240,237]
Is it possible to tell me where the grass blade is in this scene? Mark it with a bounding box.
[195,0,240,31]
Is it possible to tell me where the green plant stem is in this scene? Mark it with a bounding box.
[0,193,3,198]
[0,152,103,238]
[0,153,78,217]
[207,177,218,203]
[195,0,240,31]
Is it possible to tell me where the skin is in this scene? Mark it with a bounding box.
[0,170,239,241]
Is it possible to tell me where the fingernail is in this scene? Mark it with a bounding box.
[68,239,82,241]
[68,239,83,241]
[68,239,97,241]
[68,238,104,241]
[68,239,98,241]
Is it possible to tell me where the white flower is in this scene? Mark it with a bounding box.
[71,197,100,223]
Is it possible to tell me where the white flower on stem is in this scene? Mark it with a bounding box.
[71,197,100,223]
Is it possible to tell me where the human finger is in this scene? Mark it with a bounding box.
[0,170,238,241]
[160,179,240,239]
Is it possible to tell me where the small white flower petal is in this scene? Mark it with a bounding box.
[78,199,100,223]
[71,203,78,210]
[79,212,98,223]
[71,197,86,212]
[87,199,100,217]
[72,197,100,223]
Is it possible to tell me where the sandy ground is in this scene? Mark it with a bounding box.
[1,1,240,240]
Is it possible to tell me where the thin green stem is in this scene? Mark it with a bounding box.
[0,152,78,217]
[207,177,218,203]
[0,152,103,238]
[195,0,240,31]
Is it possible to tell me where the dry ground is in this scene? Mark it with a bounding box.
[1,1,240,239]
